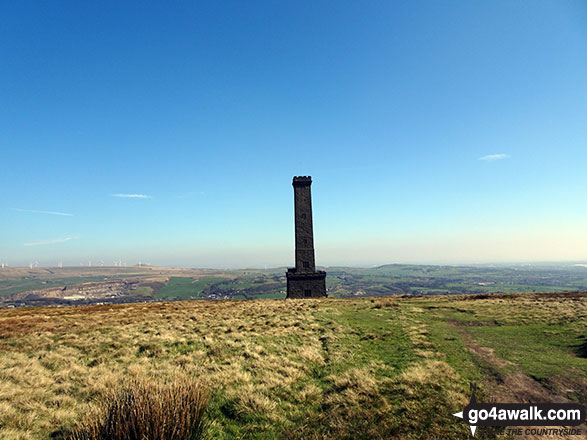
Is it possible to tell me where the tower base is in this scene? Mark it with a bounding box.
[286,269,327,298]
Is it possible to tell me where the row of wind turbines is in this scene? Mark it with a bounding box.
[0,260,147,269]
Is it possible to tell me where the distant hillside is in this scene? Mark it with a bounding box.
[2,264,587,308]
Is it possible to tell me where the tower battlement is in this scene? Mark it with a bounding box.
[292,176,312,186]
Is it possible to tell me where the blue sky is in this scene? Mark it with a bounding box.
[1,1,587,267]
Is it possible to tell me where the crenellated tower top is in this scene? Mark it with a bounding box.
[292,176,312,187]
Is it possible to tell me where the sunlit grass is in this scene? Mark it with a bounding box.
[0,293,585,439]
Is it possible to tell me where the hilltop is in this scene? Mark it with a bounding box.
[0,292,585,439]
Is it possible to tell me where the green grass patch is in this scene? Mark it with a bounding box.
[156,276,225,299]
[413,309,484,384]
[252,292,285,300]
[132,286,153,296]
[319,303,415,378]
[467,324,587,380]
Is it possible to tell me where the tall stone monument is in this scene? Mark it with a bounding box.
[286,176,327,298]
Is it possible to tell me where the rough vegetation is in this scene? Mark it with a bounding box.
[68,379,208,440]
[0,293,585,439]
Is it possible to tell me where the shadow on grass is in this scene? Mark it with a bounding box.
[575,339,587,359]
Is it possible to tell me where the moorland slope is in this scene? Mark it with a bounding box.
[0,293,585,439]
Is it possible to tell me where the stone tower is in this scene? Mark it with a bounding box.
[286,176,327,298]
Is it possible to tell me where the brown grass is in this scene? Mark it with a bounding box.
[67,379,208,440]
[0,294,584,439]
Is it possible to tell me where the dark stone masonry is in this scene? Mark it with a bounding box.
[286,176,327,298]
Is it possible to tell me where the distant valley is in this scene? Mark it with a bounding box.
[2,263,587,308]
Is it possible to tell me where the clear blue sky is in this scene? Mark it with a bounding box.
[1,1,587,268]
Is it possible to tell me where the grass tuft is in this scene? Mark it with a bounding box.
[67,378,209,440]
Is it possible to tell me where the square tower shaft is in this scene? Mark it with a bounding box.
[286,176,326,298]
[293,177,316,272]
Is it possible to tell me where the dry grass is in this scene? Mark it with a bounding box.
[68,379,208,440]
[0,293,585,439]
[0,300,334,438]
[372,297,398,309]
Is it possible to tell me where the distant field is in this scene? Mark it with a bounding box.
[0,266,160,298]
[0,292,584,439]
[324,264,587,297]
[156,276,227,299]
[2,264,587,305]
[0,276,114,297]
[154,264,587,301]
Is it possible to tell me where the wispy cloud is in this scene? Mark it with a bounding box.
[478,153,510,162]
[12,208,73,216]
[111,193,151,199]
[24,236,79,246]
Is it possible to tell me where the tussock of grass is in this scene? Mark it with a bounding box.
[373,297,398,309]
[67,379,208,440]
[330,368,378,396]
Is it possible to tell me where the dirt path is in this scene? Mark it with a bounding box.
[451,324,586,440]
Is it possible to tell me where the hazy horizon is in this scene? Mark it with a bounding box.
[2,2,587,267]
[4,258,587,271]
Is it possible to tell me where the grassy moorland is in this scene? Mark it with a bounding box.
[0,293,585,439]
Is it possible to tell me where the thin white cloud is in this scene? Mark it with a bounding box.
[12,208,73,216]
[479,153,510,161]
[24,236,79,247]
[111,193,151,199]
